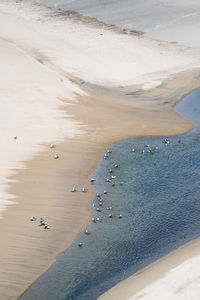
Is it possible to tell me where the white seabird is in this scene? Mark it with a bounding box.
[40,219,47,226]
[107,207,112,210]
[71,187,76,192]
[50,144,56,149]
[30,216,36,221]
[54,154,59,159]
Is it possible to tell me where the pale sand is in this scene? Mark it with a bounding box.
[99,238,200,300]
[0,1,200,299]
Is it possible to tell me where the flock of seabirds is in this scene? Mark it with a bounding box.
[28,137,174,247]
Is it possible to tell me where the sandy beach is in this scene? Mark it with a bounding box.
[99,237,200,300]
[0,0,200,299]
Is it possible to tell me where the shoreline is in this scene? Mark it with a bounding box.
[12,70,200,299]
[99,236,200,300]
[0,1,200,299]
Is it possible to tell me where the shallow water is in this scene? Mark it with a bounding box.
[35,0,200,48]
[20,90,200,300]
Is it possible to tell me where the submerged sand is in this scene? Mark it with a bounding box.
[0,1,200,299]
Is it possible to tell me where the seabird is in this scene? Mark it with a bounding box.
[92,217,96,223]
[119,214,122,219]
[54,154,59,159]
[82,188,88,192]
[44,224,50,229]
[96,193,101,197]
[107,149,112,153]
[13,136,17,140]
[131,148,135,152]
[96,207,101,212]
[40,219,47,226]
[30,216,36,221]
[107,207,112,210]
[164,138,169,145]
[71,187,76,192]
[78,242,82,247]
[90,178,95,183]
[114,164,119,168]
[109,169,113,174]
[148,150,153,154]
[50,144,56,148]
[103,190,107,194]
[109,213,113,218]
[85,230,90,235]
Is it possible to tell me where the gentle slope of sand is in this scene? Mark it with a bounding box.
[0,1,200,299]
[99,239,200,300]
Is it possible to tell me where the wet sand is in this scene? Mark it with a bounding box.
[0,68,199,299]
[1,1,200,299]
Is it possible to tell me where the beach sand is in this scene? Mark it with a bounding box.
[0,1,200,299]
[99,237,200,300]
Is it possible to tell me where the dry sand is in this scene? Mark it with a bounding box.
[99,237,200,300]
[0,1,200,299]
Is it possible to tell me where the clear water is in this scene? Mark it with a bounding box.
[20,90,200,299]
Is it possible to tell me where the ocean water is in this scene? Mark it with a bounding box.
[20,90,200,300]
[35,0,200,48]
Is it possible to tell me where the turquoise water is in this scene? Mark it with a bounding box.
[21,90,200,299]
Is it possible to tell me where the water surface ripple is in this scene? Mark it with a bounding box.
[21,90,200,299]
